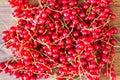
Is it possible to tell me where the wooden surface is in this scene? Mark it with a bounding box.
[111,0,120,78]
[0,0,120,80]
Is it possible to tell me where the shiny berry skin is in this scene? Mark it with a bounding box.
[1,0,117,80]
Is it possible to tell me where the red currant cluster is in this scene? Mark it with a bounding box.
[0,0,118,80]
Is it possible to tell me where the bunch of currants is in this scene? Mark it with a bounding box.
[0,0,118,80]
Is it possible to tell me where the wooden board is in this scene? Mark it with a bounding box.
[111,0,120,79]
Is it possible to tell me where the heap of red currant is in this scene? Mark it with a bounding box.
[0,0,118,80]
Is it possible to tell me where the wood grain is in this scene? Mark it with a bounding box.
[110,1,120,79]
